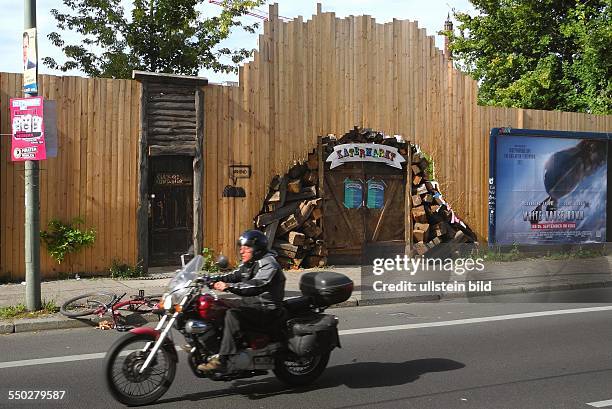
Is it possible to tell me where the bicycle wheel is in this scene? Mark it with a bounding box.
[60,292,118,317]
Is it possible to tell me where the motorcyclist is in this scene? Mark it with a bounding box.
[198,229,286,373]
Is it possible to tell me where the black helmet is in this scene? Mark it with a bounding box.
[237,230,268,258]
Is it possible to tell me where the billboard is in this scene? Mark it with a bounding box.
[489,128,610,245]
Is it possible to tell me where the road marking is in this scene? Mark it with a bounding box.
[0,352,106,369]
[338,305,612,335]
[2,305,612,369]
[587,399,612,408]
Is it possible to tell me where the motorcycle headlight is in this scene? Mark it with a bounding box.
[162,294,174,311]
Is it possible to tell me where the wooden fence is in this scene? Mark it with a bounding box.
[0,73,140,280]
[2,4,612,278]
[203,5,612,259]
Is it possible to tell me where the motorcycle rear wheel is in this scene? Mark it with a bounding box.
[273,352,330,386]
[105,333,176,406]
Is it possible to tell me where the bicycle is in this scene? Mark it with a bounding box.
[60,290,162,331]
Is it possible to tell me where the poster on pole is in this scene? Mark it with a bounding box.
[22,28,38,94]
[489,128,609,245]
[10,96,47,161]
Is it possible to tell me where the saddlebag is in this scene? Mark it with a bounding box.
[286,314,340,356]
[299,271,354,307]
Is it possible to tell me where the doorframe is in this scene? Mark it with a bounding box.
[320,138,413,262]
[136,80,206,272]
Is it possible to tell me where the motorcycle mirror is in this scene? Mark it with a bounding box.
[216,255,229,270]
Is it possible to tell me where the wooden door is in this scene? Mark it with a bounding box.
[323,161,406,264]
[363,163,406,263]
[149,156,193,266]
[322,163,366,263]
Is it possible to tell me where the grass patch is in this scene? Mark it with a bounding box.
[109,260,144,279]
[0,299,59,320]
[476,244,608,263]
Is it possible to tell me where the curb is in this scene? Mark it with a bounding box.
[2,280,612,335]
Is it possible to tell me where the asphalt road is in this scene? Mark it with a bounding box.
[2,296,612,409]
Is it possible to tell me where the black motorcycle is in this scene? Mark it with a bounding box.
[104,256,353,406]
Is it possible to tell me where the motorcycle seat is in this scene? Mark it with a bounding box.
[282,296,313,315]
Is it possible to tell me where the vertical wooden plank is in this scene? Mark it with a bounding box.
[136,81,148,270]
[194,87,205,255]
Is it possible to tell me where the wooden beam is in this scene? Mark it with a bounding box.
[193,87,204,255]
[137,82,149,272]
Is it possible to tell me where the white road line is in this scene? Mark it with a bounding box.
[338,305,612,335]
[2,305,612,369]
[587,399,612,407]
[0,353,106,369]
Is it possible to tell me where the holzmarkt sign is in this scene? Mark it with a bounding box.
[326,143,406,169]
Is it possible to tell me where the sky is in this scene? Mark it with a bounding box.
[0,0,476,84]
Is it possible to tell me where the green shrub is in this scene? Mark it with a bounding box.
[109,260,144,279]
[40,218,96,263]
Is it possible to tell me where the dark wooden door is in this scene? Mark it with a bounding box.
[323,161,406,264]
[149,156,193,266]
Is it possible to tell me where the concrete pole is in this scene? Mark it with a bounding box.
[24,0,41,311]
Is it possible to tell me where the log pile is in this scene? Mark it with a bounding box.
[254,150,328,269]
[409,145,478,256]
[321,126,410,157]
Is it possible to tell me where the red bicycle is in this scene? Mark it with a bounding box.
[60,290,162,331]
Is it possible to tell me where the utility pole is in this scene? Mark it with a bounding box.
[24,0,41,311]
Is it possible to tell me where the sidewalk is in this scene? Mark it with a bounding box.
[1,256,612,334]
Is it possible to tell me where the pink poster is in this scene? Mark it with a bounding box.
[10,96,46,161]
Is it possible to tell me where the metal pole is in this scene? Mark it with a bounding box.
[24,0,41,311]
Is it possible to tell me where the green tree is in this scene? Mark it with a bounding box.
[43,0,264,79]
[447,0,611,114]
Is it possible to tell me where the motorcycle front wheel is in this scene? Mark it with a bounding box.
[105,333,177,406]
[273,351,330,386]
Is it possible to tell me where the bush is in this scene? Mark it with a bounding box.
[109,260,144,279]
[40,218,96,264]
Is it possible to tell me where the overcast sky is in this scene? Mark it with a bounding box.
[0,0,476,84]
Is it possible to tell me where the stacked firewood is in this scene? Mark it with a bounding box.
[410,146,477,256]
[321,126,410,157]
[255,150,328,270]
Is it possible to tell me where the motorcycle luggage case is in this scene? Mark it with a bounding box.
[299,271,354,307]
[286,314,340,356]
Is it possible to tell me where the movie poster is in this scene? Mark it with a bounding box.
[493,135,607,244]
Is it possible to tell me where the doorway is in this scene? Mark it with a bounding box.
[323,161,406,264]
[148,156,193,266]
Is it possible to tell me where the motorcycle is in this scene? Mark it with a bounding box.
[104,255,354,406]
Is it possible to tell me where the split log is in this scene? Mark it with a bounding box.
[286,186,317,202]
[268,191,281,202]
[413,243,428,255]
[288,232,306,246]
[411,206,428,223]
[413,174,423,186]
[279,214,299,235]
[433,223,446,237]
[255,201,300,227]
[305,256,327,268]
[288,179,302,194]
[416,184,428,195]
[302,220,323,238]
[411,164,422,175]
[311,207,323,220]
[303,170,318,186]
[411,194,422,207]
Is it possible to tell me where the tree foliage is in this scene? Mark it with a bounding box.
[447,0,611,114]
[43,0,264,78]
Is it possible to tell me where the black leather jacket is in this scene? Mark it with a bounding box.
[212,251,286,310]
